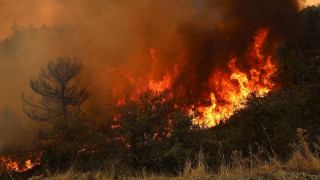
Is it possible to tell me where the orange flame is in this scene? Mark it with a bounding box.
[109,27,276,129]
[191,28,276,127]
[1,156,41,172]
[146,28,276,127]
[148,48,173,92]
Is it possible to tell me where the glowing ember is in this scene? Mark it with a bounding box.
[148,48,174,92]
[191,28,276,127]
[1,156,41,172]
[77,144,99,154]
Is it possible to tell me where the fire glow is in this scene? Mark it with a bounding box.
[148,28,276,127]
[1,28,276,173]
[1,156,41,172]
[192,28,276,127]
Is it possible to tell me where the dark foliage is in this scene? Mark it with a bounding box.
[212,5,320,161]
[22,57,87,121]
[276,6,320,88]
[12,5,320,178]
[107,90,211,173]
[211,82,320,159]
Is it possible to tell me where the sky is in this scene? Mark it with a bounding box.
[0,0,317,40]
[307,0,320,5]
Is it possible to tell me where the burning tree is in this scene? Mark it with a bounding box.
[22,57,88,121]
[111,90,200,171]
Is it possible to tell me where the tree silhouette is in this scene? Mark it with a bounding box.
[22,57,87,121]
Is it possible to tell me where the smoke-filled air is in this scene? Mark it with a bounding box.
[1,0,320,178]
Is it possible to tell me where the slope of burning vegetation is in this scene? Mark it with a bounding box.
[1,1,320,180]
[189,27,276,127]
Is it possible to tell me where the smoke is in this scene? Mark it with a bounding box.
[0,0,304,151]
[173,0,303,107]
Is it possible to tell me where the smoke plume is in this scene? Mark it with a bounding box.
[0,0,305,151]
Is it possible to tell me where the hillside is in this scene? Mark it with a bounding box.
[1,2,320,180]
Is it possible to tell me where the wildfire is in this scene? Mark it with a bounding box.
[77,144,98,154]
[1,156,41,172]
[147,28,276,127]
[191,28,276,127]
[148,48,174,92]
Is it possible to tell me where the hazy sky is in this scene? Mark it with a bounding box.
[307,0,320,5]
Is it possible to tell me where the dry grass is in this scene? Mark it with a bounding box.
[29,128,320,179]
[216,128,320,179]
[217,149,277,178]
[283,128,320,174]
[179,151,213,179]
[218,128,320,177]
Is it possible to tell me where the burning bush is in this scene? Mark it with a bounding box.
[107,90,204,173]
[40,108,97,171]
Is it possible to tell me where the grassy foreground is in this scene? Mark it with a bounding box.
[27,128,320,180]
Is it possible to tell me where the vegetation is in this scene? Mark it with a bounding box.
[20,57,93,173]
[22,56,87,121]
[24,129,320,179]
[1,4,320,180]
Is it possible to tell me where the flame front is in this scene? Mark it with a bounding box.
[146,28,276,128]
[191,28,276,127]
[0,29,277,173]
[1,156,41,172]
